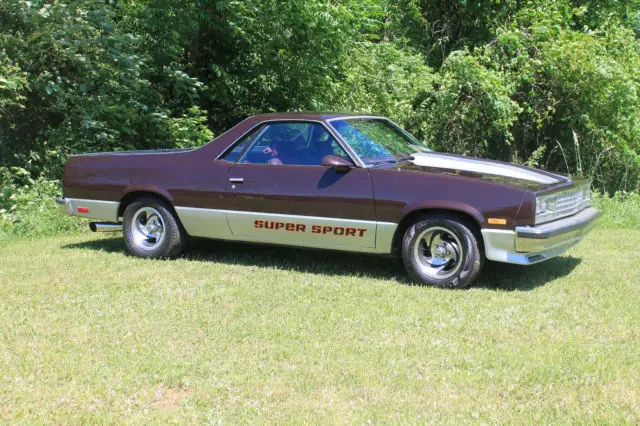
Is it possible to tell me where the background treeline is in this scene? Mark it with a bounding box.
[1,0,640,231]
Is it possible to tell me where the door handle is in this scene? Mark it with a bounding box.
[229,177,244,184]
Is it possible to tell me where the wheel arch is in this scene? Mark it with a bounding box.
[390,207,484,257]
[117,188,175,219]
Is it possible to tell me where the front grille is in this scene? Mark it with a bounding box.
[555,189,587,219]
[536,184,591,225]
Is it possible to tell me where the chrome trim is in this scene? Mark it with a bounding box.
[516,207,599,252]
[229,177,244,183]
[482,207,599,265]
[482,229,582,265]
[176,206,397,254]
[325,115,385,122]
[56,198,119,222]
[73,148,194,157]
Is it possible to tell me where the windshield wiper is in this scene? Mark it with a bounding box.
[368,157,413,166]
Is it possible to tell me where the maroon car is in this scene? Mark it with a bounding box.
[57,113,599,288]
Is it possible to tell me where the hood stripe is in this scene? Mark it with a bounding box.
[411,153,560,185]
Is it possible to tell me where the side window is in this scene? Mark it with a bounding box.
[221,126,265,163]
[240,122,351,166]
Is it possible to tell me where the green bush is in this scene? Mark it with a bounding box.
[330,41,435,131]
[2,0,640,200]
[0,0,212,176]
[0,173,84,239]
[415,51,521,158]
[413,25,640,192]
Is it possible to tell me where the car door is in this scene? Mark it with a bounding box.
[223,121,377,251]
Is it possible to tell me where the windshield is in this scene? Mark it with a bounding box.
[330,118,429,165]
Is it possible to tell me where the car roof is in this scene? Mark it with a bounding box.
[249,112,384,122]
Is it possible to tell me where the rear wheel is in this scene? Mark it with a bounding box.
[402,214,484,288]
[123,197,186,258]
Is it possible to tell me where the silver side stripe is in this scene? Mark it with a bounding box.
[411,152,560,184]
[174,207,233,239]
[175,207,398,254]
[63,198,399,254]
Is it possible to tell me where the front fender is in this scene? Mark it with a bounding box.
[399,200,485,227]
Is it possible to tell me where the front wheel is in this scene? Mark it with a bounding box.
[123,197,186,259]
[402,214,484,289]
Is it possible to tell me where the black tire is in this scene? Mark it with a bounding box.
[402,214,484,289]
[123,197,186,259]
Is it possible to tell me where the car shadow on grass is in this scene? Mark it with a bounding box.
[62,236,582,292]
[475,257,582,291]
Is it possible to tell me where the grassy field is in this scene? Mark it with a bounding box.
[1,228,639,423]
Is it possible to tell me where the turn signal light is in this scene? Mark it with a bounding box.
[488,218,507,225]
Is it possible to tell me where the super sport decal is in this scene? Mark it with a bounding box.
[254,220,368,238]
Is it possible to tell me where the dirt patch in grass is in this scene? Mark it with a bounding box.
[150,386,192,411]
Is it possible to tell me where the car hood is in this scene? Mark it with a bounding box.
[390,152,571,191]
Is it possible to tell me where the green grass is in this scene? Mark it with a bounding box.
[1,228,639,424]
[591,191,640,229]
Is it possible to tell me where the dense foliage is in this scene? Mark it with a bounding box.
[1,0,639,200]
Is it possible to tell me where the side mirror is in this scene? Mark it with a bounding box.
[321,155,353,173]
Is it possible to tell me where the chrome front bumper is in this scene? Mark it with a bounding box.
[482,207,599,265]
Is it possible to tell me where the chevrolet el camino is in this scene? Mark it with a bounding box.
[57,113,599,288]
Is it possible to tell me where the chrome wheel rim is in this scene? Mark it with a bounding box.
[413,226,463,279]
[131,207,166,251]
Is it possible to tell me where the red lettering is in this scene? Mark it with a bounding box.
[260,221,367,237]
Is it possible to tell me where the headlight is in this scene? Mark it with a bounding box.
[535,195,557,224]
